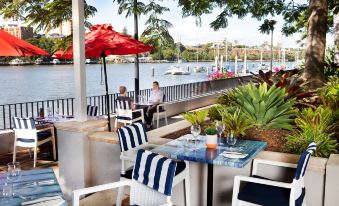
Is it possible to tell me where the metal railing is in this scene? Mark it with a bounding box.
[0,75,251,130]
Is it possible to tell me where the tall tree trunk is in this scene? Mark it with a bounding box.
[270,29,273,71]
[133,0,140,99]
[334,13,339,66]
[303,0,328,88]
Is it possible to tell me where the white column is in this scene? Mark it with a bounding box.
[72,0,87,121]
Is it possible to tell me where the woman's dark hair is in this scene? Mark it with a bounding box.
[153,81,159,86]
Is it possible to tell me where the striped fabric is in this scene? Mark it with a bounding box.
[117,123,148,152]
[293,142,317,205]
[12,117,36,129]
[87,105,98,116]
[132,149,177,196]
[116,100,132,120]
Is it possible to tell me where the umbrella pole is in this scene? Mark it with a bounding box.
[102,53,112,132]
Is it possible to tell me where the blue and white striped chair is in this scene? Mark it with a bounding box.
[87,105,98,117]
[116,123,190,206]
[12,117,56,168]
[73,150,182,206]
[114,99,144,128]
[232,142,317,206]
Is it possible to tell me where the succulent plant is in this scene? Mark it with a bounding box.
[232,82,297,130]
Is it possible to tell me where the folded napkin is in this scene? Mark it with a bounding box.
[21,195,65,206]
[220,151,248,159]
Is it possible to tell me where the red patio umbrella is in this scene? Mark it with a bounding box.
[0,30,49,56]
[57,24,153,131]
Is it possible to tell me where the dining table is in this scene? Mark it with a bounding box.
[0,168,67,206]
[151,135,267,206]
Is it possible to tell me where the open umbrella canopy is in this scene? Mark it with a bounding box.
[0,30,49,56]
[55,24,153,58]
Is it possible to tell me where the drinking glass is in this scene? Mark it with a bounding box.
[215,121,225,146]
[226,130,237,146]
[7,162,21,197]
[190,125,201,151]
[55,108,60,121]
[47,107,52,119]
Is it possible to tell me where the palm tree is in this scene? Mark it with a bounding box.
[259,19,277,71]
[0,0,97,32]
[113,0,146,97]
[142,1,174,59]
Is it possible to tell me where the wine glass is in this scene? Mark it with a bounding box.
[215,121,225,146]
[190,125,201,151]
[55,107,60,121]
[226,130,237,146]
[7,162,21,197]
[47,107,52,119]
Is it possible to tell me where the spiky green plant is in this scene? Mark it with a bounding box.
[232,82,296,130]
[285,106,338,158]
[182,110,208,126]
[319,76,339,110]
[218,107,253,137]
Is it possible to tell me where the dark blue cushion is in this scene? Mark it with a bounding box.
[17,131,51,143]
[121,161,186,179]
[238,175,301,206]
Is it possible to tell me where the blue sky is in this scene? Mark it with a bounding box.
[1,0,334,48]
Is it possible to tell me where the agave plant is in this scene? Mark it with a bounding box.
[218,107,253,137]
[318,76,339,110]
[232,82,297,130]
[182,110,208,126]
[251,70,317,108]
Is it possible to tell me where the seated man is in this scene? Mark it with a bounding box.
[116,86,140,119]
[145,81,164,129]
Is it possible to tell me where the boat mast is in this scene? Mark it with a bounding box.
[260,47,263,65]
[243,46,247,75]
[225,37,228,72]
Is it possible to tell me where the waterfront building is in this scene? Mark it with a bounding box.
[0,24,33,40]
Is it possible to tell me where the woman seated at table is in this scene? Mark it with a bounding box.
[145,81,164,129]
[116,86,141,119]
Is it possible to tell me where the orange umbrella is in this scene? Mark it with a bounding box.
[0,30,49,56]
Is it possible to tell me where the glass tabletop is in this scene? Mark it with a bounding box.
[151,135,267,168]
[0,169,67,206]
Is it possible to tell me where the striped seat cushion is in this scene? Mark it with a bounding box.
[117,123,148,152]
[87,105,98,116]
[132,149,177,196]
[12,117,36,129]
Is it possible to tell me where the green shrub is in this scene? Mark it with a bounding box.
[204,127,218,135]
[218,107,253,137]
[285,106,338,158]
[216,89,237,106]
[319,76,339,110]
[182,110,208,126]
[232,82,297,130]
[285,127,337,158]
[207,105,224,121]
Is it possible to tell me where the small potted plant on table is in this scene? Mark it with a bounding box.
[204,127,218,149]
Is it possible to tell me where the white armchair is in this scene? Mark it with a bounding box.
[232,142,317,206]
[116,123,190,206]
[152,94,168,128]
[73,150,182,206]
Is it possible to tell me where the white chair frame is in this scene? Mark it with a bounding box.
[117,143,191,206]
[152,102,168,128]
[73,179,173,206]
[114,108,145,129]
[232,159,306,206]
[13,126,56,168]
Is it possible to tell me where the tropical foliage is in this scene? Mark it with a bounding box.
[251,70,317,108]
[207,105,224,121]
[318,76,339,110]
[204,127,218,135]
[218,107,253,138]
[182,110,208,126]
[0,0,97,31]
[231,82,296,130]
[285,106,338,157]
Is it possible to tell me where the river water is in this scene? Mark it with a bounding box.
[0,61,295,105]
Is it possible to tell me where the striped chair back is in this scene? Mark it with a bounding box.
[117,123,148,152]
[12,117,36,129]
[116,99,132,120]
[292,142,317,205]
[87,105,98,116]
[132,149,177,196]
